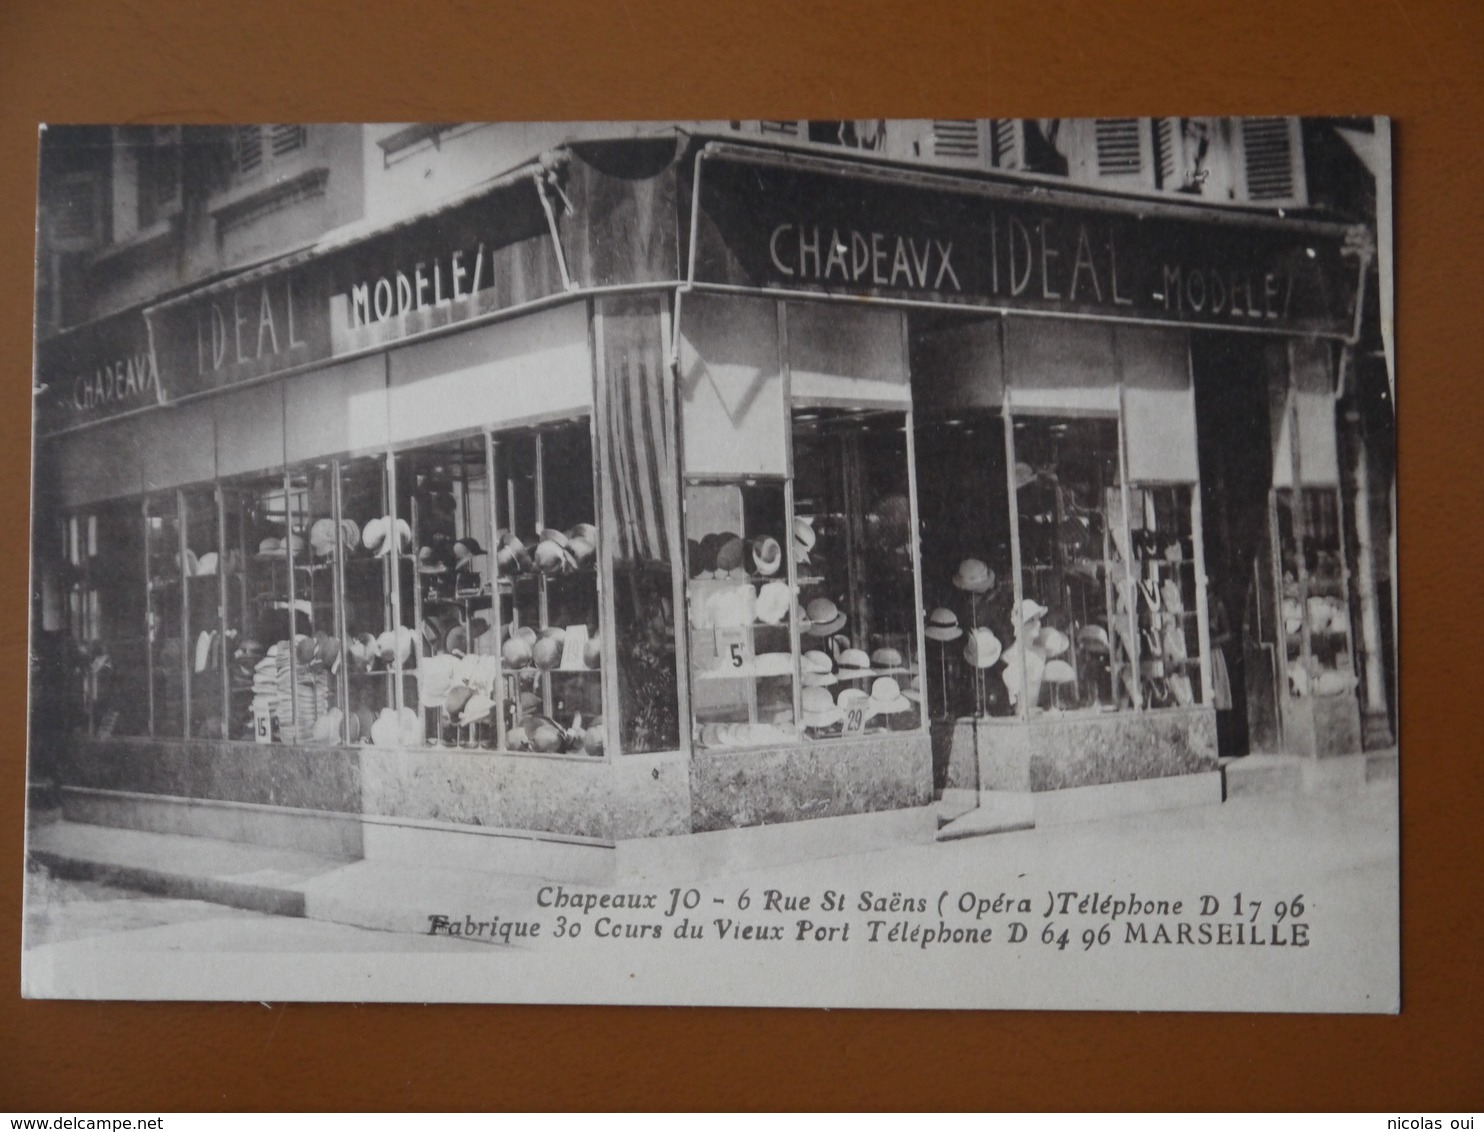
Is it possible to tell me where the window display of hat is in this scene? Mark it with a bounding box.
[924,607,963,641]
[952,558,995,593]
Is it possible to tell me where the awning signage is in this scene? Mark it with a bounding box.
[34,307,164,433]
[691,146,1360,339]
[142,171,565,403]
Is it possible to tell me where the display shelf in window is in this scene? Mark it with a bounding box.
[1128,484,1204,709]
[1273,486,1357,699]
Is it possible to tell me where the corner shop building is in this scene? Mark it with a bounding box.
[33,134,1381,876]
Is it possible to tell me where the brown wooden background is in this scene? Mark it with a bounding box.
[2,0,1480,1111]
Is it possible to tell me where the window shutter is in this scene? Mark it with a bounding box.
[145,126,182,221]
[1240,117,1304,203]
[1094,118,1145,177]
[269,124,308,158]
[232,125,264,176]
[1154,117,1184,189]
[931,120,983,164]
[757,120,802,138]
[48,171,104,251]
[989,119,1025,169]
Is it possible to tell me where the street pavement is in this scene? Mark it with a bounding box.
[25,779,1397,963]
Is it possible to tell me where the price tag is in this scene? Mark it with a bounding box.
[252,703,273,744]
[841,705,868,734]
[715,627,749,672]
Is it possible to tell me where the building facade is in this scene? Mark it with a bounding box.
[30,119,1395,869]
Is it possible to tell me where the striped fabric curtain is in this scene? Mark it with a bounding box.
[602,305,676,566]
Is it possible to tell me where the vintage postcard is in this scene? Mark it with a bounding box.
[22,118,1398,1010]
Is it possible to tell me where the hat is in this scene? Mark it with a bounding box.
[838,647,872,671]
[836,687,870,715]
[460,693,495,726]
[924,607,963,642]
[195,551,219,576]
[754,580,792,626]
[567,522,598,545]
[534,539,573,576]
[258,536,285,556]
[502,636,534,669]
[751,535,783,576]
[309,518,338,557]
[753,652,793,677]
[1037,627,1070,657]
[453,538,484,561]
[418,545,450,574]
[532,635,563,670]
[715,535,746,573]
[539,528,571,550]
[583,636,603,669]
[1043,658,1077,684]
[871,647,904,669]
[804,597,846,636]
[801,686,843,729]
[793,516,816,565]
[419,654,458,708]
[868,676,913,714]
[567,536,596,569]
[1077,625,1110,654]
[444,684,475,720]
[952,558,995,593]
[801,670,838,688]
[339,519,361,550]
[963,627,1003,669]
[361,517,387,553]
[525,716,565,753]
[802,650,834,675]
[1013,598,1050,627]
[1014,462,1038,490]
[706,585,756,629]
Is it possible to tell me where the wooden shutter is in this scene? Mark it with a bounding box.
[989,119,1025,169]
[757,120,802,138]
[1155,117,1184,189]
[1094,118,1146,177]
[931,120,984,164]
[1240,117,1306,203]
[269,124,308,158]
[232,125,264,176]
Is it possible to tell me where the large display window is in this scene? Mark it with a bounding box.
[1276,486,1355,699]
[145,492,184,737]
[62,501,149,737]
[683,407,924,750]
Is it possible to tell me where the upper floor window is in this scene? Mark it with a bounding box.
[229,125,309,182]
[135,126,182,229]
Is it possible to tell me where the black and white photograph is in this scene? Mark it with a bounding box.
[22,117,1398,1010]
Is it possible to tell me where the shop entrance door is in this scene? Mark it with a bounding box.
[1192,334,1280,756]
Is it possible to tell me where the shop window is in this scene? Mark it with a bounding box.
[181,488,225,738]
[1009,417,1127,715]
[64,501,149,737]
[790,408,922,741]
[145,493,184,738]
[914,410,1016,719]
[1129,486,1204,709]
[220,473,319,744]
[337,456,397,744]
[600,297,682,755]
[1275,487,1355,699]
[685,480,797,747]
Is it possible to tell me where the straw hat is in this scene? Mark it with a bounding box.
[195,551,219,576]
[924,607,963,642]
[258,536,285,556]
[963,627,1002,669]
[707,585,756,629]
[567,522,598,546]
[361,517,387,553]
[1043,658,1076,684]
[1077,625,1110,654]
[715,535,746,573]
[532,635,563,670]
[502,636,534,669]
[801,670,838,688]
[801,685,843,728]
[1013,598,1050,627]
[836,687,870,715]
[793,516,816,564]
[802,649,834,676]
[754,580,792,626]
[953,558,995,594]
[1038,627,1070,657]
[753,652,793,677]
[370,708,400,747]
[309,518,338,557]
[804,597,846,636]
[868,676,912,714]
[540,528,571,550]
[460,692,495,726]
[339,519,361,550]
[444,684,475,720]
[567,536,596,569]
[419,654,457,708]
[534,539,572,576]
[837,647,872,672]
[452,538,484,563]
[871,646,904,669]
[751,535,783,576]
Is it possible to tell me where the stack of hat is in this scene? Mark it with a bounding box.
[533,529,579,577]
[275,636,329,744]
